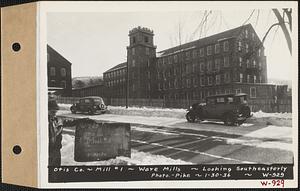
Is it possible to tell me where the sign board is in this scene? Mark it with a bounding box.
[74,119,131,162]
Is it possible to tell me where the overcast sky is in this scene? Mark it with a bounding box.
[47,6,294,80]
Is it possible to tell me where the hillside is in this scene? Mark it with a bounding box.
[72,76,103,89]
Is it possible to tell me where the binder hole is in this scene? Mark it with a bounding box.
[12,43,21,52]
[13,145,22,155]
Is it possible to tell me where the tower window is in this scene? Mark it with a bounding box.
[132,37,136,44]
[144,36,149,43]
[146,47,150,55]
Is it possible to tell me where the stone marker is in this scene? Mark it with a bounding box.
[74,118,131,162]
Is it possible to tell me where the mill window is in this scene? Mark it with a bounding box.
[215,44,220,54]
[250,87,256,98]
[223,41,229,52]
[61,68,66,77]
[50,67,56,76]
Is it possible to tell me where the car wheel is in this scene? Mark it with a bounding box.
[224,113,235,126]
[186,112,196,123]
[88,109,94,115]
[237,120,245,126]
[241,106,251,117]
[70,106,76,114]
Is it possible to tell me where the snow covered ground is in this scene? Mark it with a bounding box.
[58,104,292,127]
[225,125,293,151]
[61,134,192,166]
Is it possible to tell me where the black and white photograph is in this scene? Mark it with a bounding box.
[42,1,298,188]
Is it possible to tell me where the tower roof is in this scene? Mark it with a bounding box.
[129,26,154,36]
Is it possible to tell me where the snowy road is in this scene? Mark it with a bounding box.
[58,111,294,165]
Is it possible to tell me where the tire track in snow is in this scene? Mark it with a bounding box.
[132,139,254,164]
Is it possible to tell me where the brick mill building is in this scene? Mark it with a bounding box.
[47,45,72,96]
[103,24,290,111]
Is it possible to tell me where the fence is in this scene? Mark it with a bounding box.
[56,97,292,113]
[56,97,80,104]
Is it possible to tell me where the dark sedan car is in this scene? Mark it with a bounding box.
[186,93,252,126]
[70,96,107,115]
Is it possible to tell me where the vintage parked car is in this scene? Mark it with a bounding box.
[186,93,252,126]
[70,96,107,115]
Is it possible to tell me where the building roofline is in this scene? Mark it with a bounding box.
[157,24,253,57]
[103,62,127,73]
[47,44,72,65]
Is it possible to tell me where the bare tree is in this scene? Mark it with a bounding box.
[272,8,292,54]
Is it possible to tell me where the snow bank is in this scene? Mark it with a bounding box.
[58,104,71,111]
[61,134,192,166]
[58,104,292,126]
[253,110,292,119]
[226,125,293,151]
[107,106,186,119]
[248,110,292,127]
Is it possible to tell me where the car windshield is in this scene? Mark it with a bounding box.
[94,98,104,104]
[227,97,234,103]
[235,96,246,103]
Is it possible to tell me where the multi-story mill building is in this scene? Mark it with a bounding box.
[47,45,72,96]
[104,24,282,102]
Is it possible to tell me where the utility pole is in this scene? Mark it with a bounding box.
[126,61,129,108]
